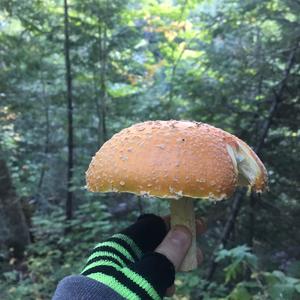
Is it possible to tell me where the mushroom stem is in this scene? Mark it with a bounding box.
[170,197,197,271]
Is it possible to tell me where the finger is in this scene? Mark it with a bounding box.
[155,225,192,271]
[165,284,176,297]
[197,247,204,266]
[163,216,206,235]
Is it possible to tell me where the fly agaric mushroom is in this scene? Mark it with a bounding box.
[86,120,268,271]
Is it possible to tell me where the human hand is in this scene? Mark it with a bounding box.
[81,214,205,299]
[156,217,205,297]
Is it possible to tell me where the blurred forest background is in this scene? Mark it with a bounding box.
[0,0,300,299]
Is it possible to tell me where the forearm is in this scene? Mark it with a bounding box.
[53,275,124,300]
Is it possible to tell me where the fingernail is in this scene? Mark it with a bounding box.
[169,226,191,245]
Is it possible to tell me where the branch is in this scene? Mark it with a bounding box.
[255,41,300,154]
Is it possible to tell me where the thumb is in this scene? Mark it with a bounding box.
[155,225,192,271]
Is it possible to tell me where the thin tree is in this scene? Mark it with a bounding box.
[37,70,50,192]
[96,0,109,146]
[98,20,108,144]
[63,0,74,221]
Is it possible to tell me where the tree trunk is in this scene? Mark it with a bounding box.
[0,158,30,258]
[64,0,74,221]
[98,22,108,144]
[37,72,50,192]
[248,192,257,248]
[248,28,263,249]
[93,68,102,147]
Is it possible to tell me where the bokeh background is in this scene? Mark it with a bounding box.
[0,0,299,299]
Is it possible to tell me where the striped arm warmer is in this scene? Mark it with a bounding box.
[81,214,175,300]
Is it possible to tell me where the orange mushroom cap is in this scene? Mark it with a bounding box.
[86,120,268,200]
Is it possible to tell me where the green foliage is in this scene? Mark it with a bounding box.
[0,201,114,300]
[216,245,257,283]
[259,271,300,300]
[1,0,300,299]
[224,271,300,300]
[170,245,300,299]
[214,246,300,300]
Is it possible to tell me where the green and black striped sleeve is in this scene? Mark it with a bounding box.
[81,214,175,300]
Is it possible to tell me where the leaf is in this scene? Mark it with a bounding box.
[295,284,300,293]
[227,284,252,300]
